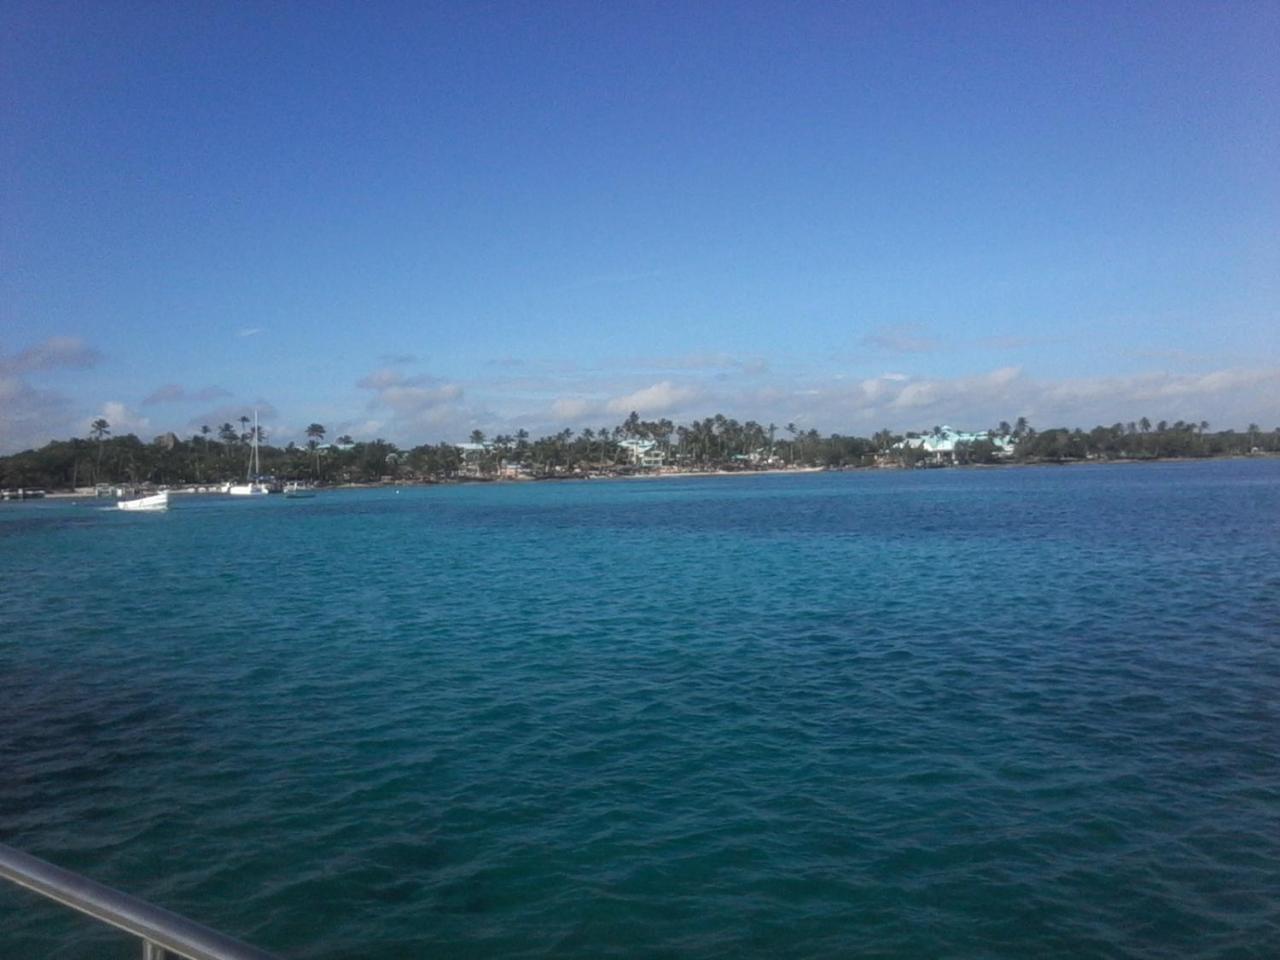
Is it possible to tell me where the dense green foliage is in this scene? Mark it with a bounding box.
[1,414,1276,490]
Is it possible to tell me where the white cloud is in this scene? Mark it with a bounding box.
[569,363,1275,437]
[796,365,1280,432]
[340,418,387,440]
[605,380,703,416]
[551,397,601,420]
[1034,368,1280,425]
[357,369,404,390]
[380,383,465,417]
[357,367,468,440]
[97,401,151,436]
[236,327,264,338]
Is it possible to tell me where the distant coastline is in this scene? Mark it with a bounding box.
[3,413,1277,494]
[20,453,1278,502]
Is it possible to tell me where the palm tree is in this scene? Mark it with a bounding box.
[238,415,251,443]
[90,418,110,481]
[306,423,326,477]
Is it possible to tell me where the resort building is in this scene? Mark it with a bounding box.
[454,441,492,477]
[891,426,1016,464]
[618,438,665,468]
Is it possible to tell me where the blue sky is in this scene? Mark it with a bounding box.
[3,1,1277,451]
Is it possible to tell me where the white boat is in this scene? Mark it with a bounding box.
[118,491,168,511]
[228,410,270,496]
[284,482,315,498]
[227,481,269,496]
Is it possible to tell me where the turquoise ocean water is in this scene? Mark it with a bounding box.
[2,461,1278,958]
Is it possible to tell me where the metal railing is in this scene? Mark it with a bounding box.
[0,842,279,960]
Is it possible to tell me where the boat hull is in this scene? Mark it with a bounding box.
[227,484,269,496]
[118,492,168,511]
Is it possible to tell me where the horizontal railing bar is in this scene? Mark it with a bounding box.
[0,842,279,960]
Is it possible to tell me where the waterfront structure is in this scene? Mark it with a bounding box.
[891,426,1016,464]
[0,488,46,500]
[618,438,664,468]
[454,441,492,478]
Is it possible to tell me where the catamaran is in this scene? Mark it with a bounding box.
[227,411,270,496]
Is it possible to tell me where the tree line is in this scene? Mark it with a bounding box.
[1,413,1277,490]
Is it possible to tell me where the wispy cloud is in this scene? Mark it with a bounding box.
[142,384,231,406]
[186,401,279,431]
[236,327,264,338]
[0,377,76,452]
[550,397,600,421]
[0,337,103,452]
[640,353,772,376]
[357,367,468,435]
[861,324,939,354]
[976,334,1037,350]
[0,336,102,375]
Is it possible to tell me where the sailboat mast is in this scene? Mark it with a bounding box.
[252,410,260,479]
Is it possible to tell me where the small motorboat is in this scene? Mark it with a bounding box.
[118,491,168,511]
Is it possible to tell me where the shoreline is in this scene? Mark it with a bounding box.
[13,452,1278,499]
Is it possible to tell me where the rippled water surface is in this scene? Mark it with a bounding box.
[2,461,1278,958]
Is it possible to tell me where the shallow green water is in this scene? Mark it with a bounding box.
[2,461,1278,958]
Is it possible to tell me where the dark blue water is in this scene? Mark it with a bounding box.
[2,461,1278,958]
